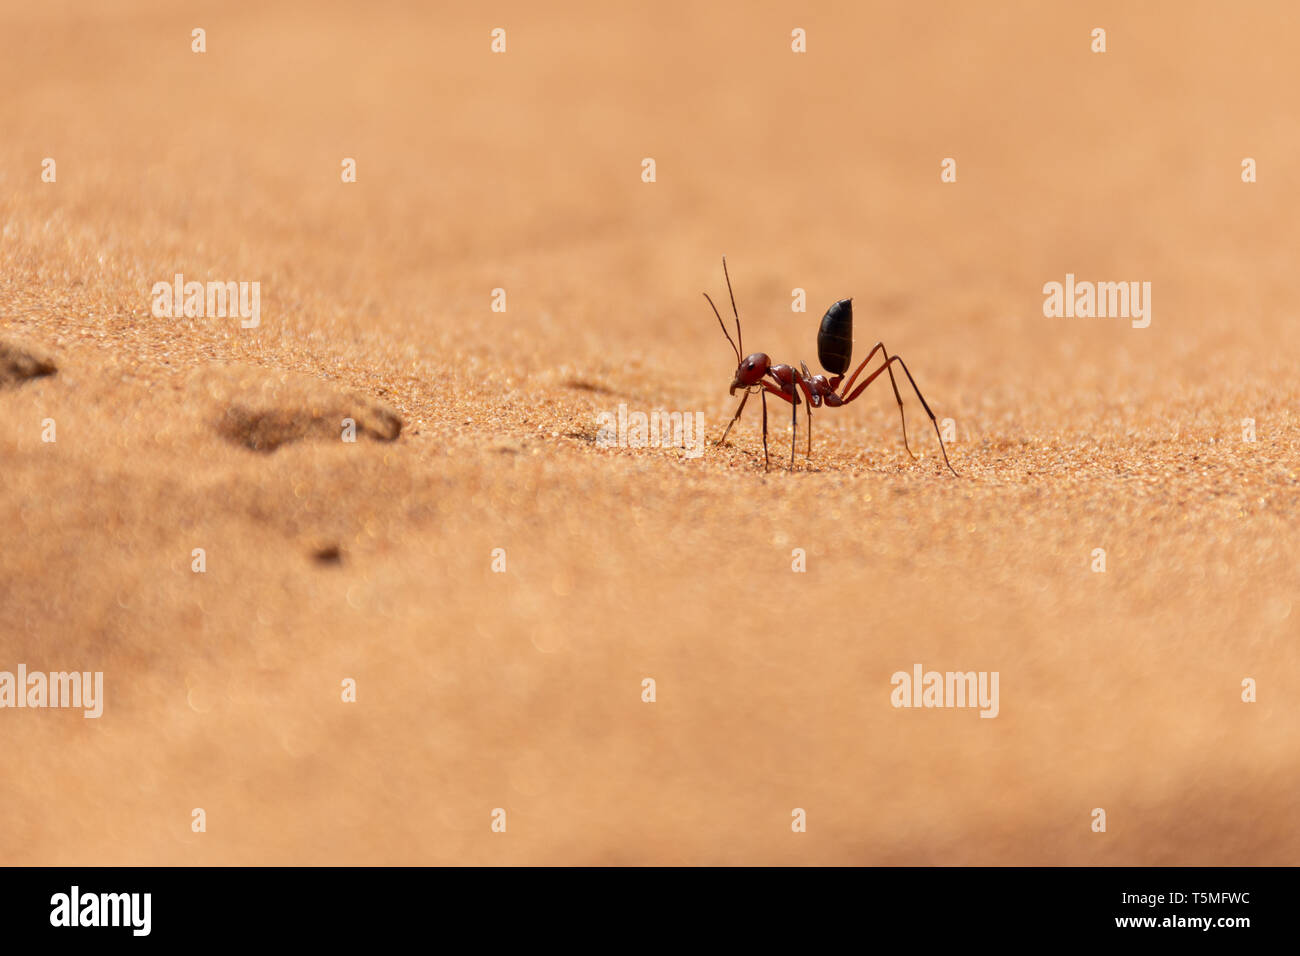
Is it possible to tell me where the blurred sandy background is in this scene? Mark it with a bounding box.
[1,0,1297,864]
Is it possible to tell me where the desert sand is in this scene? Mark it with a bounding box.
[1,0,1296,864]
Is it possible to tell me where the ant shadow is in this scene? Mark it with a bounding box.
[719,439,830,474]
[563,378,618,396]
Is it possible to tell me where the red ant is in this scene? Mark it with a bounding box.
[703,257,958,475]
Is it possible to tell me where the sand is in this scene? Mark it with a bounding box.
[1,0,1296,864]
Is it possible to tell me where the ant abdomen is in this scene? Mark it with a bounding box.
[817,298,853,376]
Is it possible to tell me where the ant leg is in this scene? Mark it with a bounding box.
[794,366,816,461]
[760,389,770,471]
[718,390,749,445]
[757,380,799,470]
[839,342,915,460]
[841,355,958,477]
[806,403,813,460]
[790,388,798,470]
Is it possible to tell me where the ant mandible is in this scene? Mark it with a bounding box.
[703,256,959,476]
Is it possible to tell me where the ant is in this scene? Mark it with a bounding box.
[703,257,958,476]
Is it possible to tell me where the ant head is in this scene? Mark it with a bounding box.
[730,353,770,394]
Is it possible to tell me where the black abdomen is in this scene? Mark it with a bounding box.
[817,298,853,375]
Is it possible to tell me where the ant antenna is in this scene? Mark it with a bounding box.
[721,256,744,356]
[703,292,740,362]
